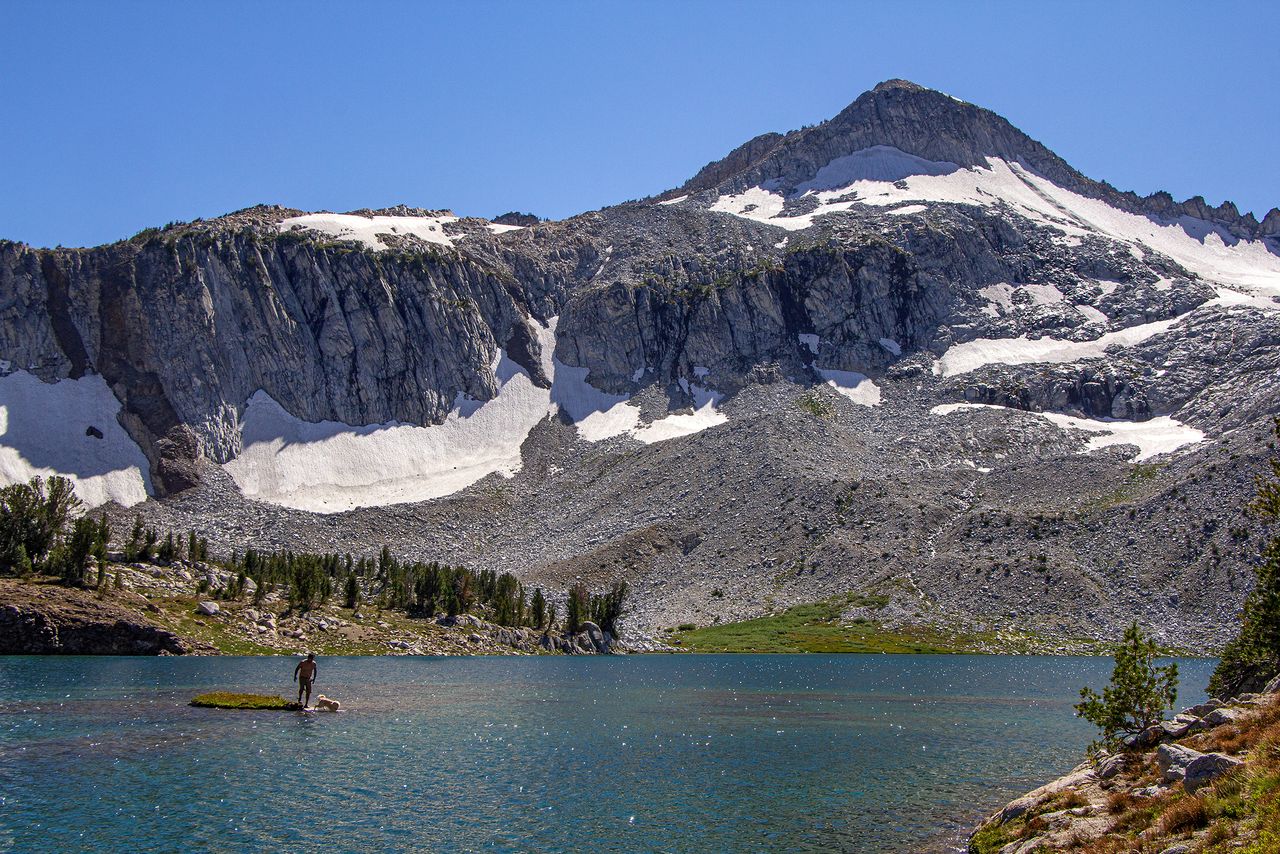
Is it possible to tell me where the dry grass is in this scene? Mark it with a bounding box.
[1208,725,1250,754]
[1106,790,1144,814]
[1198,701,1280,755]
[1023,815,1049,835]
[1203,817,1237,846]
[1158,796,1209,834]
[1057,790,1088,810]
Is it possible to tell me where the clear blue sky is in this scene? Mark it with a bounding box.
[3,1,1277,248]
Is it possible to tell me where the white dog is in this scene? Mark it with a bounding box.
[314,695,341,712]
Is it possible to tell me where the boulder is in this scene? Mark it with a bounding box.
[1159,720,1191,739]
[1264,673,1280,694]
[1182,700,1222,717]
[1204,707,1244,726]
[1155,743,1203,783]
[196,601,220,616]
[1095,753,1126,780]
[580,620,608,653]
[1183,752,1243,794]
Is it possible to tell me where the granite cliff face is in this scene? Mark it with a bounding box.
[0,213,558,493]
[3,80,1280,649]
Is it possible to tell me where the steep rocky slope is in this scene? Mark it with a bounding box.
[2,80,1279,647]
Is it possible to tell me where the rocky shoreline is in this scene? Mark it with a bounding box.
[0,561,674,658]
[969,678,1280,852]
[0,578,211,655]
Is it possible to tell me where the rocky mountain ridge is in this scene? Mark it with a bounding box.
[2,80,1279,646]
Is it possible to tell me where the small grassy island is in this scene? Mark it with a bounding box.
[190,692,302,711]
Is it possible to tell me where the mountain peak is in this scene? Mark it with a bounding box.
[672,81,1276,239]
[871,78,932,94]
[677,79,1084,200]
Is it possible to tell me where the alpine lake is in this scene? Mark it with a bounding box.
[0,654,1215,852]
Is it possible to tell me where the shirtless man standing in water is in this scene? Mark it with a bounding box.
[293,653,317,708]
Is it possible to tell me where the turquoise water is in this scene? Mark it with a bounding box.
[0,654,1214,852]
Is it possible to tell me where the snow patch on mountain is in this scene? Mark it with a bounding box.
[1208,287,1280,312]
[707,148,1280,295]
[816,368,882,406]
[545,317,728,444]
[278,213,460,251]
[934,314,1188,377]
[1075,304,1109,323]
[633,385,727,443]
[709,187,798,229]
[979,283,1016,316]
[931,403,1204,461]
[224,349,550,513]
[795,146,959,191]
[0,371,151,507]
[550,359,640,442]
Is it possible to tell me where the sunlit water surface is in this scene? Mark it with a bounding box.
[0,654,1213,852]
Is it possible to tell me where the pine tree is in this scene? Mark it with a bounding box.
[345,574,361,610]
[1210,418,1280,697]
[0,476,82,572]
[54,515,100,587]
[566,582,589,634]
[531,588,546,629]
[158,532,176,563]
[124,515,145,562]
[1076,621,1178,750]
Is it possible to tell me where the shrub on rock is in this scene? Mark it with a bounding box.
[1075,621,1178,750]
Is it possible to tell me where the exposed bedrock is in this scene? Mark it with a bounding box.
[0,580,203,655]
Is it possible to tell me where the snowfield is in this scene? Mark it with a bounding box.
[226,318,731,511]
[709,147,1280,295]
[223,348,551,513]
[278,213,460,250]
[931,403,1204,461]
[0,371,151,507]
[816,368,882,407]
[933,314,1188,377]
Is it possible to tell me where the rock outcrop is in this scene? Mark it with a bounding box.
[969,685,1280,852]
[0,579,204,654]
